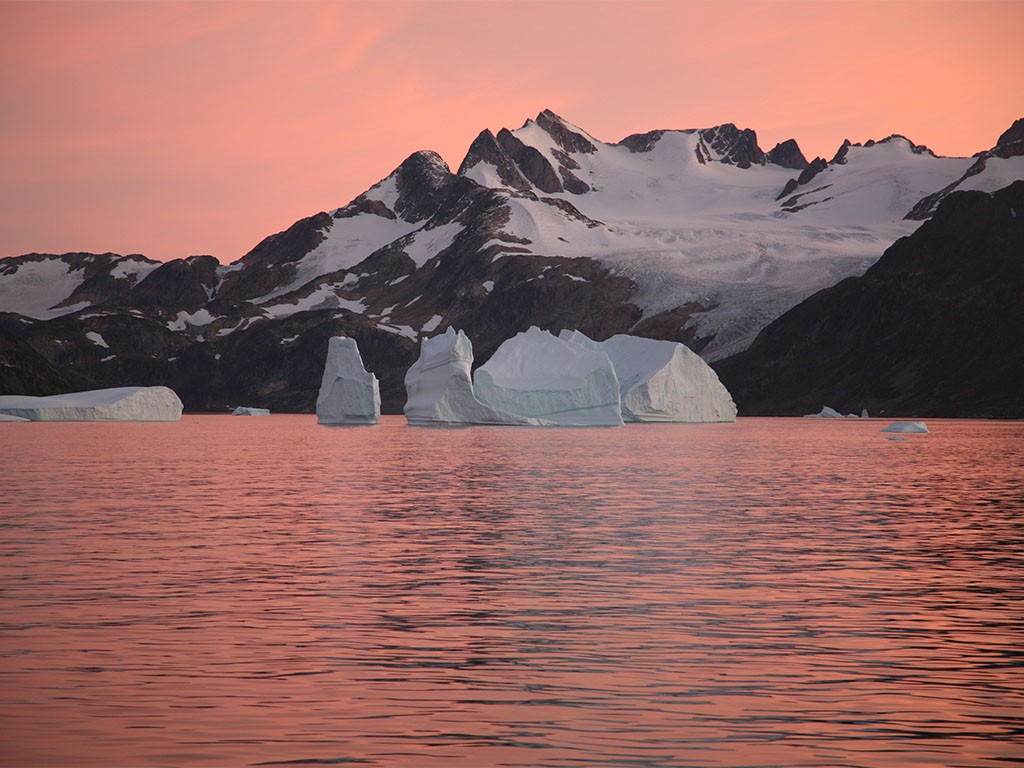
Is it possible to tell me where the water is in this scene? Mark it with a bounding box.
[1,416,1022,767]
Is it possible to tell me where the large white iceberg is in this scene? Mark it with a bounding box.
[474,327,623,426]
[316,336,380,425]
[404,328,537,426]
[559,330,736,423]
[0,386,183,421]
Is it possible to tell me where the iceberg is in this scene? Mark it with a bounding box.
[881,421,929,434]
[559,330,736,422]
[232,406,270,416]
[0,386,183,421]
[0,413,29,422]
[474,327,623,426]
[805,406,865,418]
[316,336,381,425]
[404,328,537,426]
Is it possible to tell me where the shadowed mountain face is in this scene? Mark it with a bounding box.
[1,112,1022,414]
[0,326,87,397]
[713,181,1024,419]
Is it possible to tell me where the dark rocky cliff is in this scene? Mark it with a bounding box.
[713,181,1024,418]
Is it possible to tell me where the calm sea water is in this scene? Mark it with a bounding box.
[1,416,1022,767]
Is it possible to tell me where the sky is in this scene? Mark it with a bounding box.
[1,0,1021,264]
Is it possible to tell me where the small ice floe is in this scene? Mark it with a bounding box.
[805,405,864,418]
[0,413,30,422]
[881,421,928,434]
[231,406,270,416]
[885,435,909,441]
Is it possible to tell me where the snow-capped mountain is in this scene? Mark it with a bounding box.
[713,180,1024,418]
[1,111,1022,412]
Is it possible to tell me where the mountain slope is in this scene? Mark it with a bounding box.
[712,181,1024,418]
[1,111,1022,413]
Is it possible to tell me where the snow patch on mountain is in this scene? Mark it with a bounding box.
[258,215,419,303]
[954,155,1024,195]
[167,308,217,331]
[85,331,109,348]
[262,284,367,319]
[0,257,151,320]
[403,222,463,267]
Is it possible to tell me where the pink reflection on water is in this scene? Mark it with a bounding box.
[1,417,1023,766]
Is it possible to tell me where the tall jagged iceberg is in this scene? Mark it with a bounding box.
[559,330,737,422]
[474,327,623,426]
[316,336,380,425]
[0,386,183,421]
[404,328,537,426]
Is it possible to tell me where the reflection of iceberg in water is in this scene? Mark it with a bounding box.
[881,421,929,434]
[403,328,538,426]
[475,327,623,426]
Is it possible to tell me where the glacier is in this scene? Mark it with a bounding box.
[474,327,623,426]
[403,328,538,426]
[0,386,183,421]
[559,330,737,423]
[316,336,381,425]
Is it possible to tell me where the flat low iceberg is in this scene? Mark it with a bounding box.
[805,406,869,419]
[560,330,736,423]
[475,327,623,426]
[404,328,538,426]
[881,421,929,434]
[0,386,183,421]
[317,336,380,425]
[232,406,270,416]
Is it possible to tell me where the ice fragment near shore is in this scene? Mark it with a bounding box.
[0,386,183,421]
[317,336,380,425]
[232,406,270,416]
[404,328,537,426]
[881,421,929,434]
[560,330,736,422]
[475,327,623,426]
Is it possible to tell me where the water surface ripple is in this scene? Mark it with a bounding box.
[1,416,1022,767]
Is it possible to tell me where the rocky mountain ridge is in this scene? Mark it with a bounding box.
[2,111,1022,414]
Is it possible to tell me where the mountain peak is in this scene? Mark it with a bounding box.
[697,123,765,169]
[995,117,1024,157]
[766,139,808,170]
[534,109,598,155]
[456,129,532,191]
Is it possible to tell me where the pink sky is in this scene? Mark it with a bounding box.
[1,0,1021,263]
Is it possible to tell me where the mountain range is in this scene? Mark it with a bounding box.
[1,111,1022,415]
